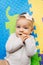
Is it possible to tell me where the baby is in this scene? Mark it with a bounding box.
[0,13,37,65]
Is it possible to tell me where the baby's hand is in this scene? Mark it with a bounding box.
[18,33,30,42]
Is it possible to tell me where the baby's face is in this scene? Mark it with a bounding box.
[16,17,32,37]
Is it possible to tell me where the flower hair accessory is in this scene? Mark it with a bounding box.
[20,13,32,21]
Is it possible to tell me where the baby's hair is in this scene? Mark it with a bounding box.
[20,12,26,15]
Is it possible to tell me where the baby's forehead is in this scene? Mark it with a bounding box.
[17,17,32,24]
[16,19,32,28]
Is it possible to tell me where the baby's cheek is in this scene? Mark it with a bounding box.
[24,31,29,35]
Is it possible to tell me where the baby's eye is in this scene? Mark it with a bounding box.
[16,26,20,28]
[24,27,28,29]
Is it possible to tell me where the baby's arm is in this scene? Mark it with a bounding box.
[6,34,23,53]
[25,36,37,56]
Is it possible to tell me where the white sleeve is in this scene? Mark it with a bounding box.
[25,36,37,56]
[6,34,23,53]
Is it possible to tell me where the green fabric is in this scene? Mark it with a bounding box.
[31,53,41,65]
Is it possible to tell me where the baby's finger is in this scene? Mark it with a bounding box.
[23,36,28,42]
[22,34,27,38]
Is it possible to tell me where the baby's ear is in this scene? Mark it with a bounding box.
[32,18,34,23]
[31,18,34,31]
[31,26,34,32]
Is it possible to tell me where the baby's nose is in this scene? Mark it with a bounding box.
[20,28,23,32]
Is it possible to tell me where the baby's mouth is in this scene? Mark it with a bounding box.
[19,33,22,35]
